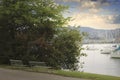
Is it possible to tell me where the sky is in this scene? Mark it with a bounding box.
[55,0,120,30]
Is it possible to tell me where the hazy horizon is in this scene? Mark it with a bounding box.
[80,26,120,30]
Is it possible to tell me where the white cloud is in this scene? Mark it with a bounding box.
[81,1,98,8]
[78,0,110,13]
[88,8,100,13]
[55,0,81,2]
[55,0,120,29]
[68,13,120,29]
[64,0,81,2]
[55,0,110,13]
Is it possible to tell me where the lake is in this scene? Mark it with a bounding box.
[79,44,120,77]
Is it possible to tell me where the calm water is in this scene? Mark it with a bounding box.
[79,44,120,77]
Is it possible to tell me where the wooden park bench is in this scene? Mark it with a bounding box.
[10,59,46,67]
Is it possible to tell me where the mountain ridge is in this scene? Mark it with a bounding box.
[79,27,120,43]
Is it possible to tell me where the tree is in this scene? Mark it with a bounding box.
[0,0,68,64]
[0,0,85,70]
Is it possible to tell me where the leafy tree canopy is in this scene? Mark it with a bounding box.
[0,0,68,57]
[0,0,85,70]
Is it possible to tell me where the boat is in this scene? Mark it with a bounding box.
[111,46,120,58]
[85,45,98,50]
[101,44,118,54]
[101,48,112,54]
[100,47,114,54]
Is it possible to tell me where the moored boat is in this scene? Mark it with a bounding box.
[101,44,118,54]
[111,46,120,58]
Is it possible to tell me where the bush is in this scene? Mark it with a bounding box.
[45,27,84,70]
[0,56,11,65]
[22,55,31,67]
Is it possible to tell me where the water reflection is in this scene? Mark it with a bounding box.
[79,44,120,77]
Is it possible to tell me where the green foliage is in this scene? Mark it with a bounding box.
[45,27,85,70]
[22,55,31,67]
[0,0,84,70]
[0,56,11,65]
[0,0,68,61]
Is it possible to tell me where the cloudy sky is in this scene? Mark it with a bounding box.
[55,0,120,30]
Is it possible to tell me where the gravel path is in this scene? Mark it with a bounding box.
[0,68,89,80]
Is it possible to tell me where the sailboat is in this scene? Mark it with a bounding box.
[111,45,120,58]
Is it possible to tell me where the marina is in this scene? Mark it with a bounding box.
[79,44,120,77]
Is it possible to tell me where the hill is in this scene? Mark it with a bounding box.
[79,27,120,43]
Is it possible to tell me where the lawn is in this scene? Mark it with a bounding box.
[0,65,120,80]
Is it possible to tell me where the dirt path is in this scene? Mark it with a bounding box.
[0,68,89,80]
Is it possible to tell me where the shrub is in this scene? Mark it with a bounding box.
[0,56,11,65]
[22,55,31,67]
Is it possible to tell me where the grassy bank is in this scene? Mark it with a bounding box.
[0,65,120,80]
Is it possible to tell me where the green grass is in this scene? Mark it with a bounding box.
[0,65,120,80]
[54,70,120,80]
